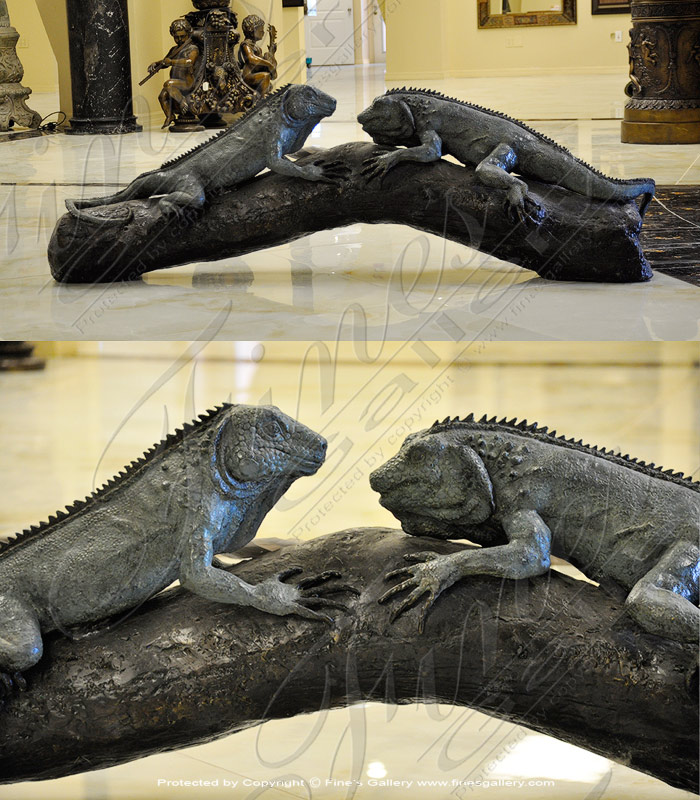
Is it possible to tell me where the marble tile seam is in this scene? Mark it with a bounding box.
[0,182,127,187]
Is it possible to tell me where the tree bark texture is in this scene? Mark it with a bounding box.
[0,528,696,791]
[48,142,653,284]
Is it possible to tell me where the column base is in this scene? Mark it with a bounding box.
[0,84,41,131]
[622,107,700,144]
[65,117,143,135]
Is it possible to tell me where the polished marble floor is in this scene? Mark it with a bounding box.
[1,344,698,799]
[1,68,698,341]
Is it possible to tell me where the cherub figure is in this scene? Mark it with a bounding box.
[238,14,277,97]
[148,18,203,129]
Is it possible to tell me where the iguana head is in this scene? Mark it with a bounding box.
[369,429,495,537]
[284,84,337,127]
[213,405,327,493]
[358,95,417,147]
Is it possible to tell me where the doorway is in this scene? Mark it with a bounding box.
[304,0,356,67]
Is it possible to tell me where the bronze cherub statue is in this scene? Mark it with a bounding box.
[143,18,204,130]
[238,14,277,97]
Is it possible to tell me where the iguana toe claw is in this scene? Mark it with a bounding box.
[404,552,439,564]
[0,673,14,696]
[12,672,26,692]
[293,604,334,624]
[277,566,304,583]
[308,584,361,597]
[378,577,414,602]
[296,570,342,590]
[389,587,432,624]
[384,566,413,581]
[301,597,350,613]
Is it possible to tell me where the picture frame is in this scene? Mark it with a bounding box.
[477,1,577,29]
[591,0,631,14]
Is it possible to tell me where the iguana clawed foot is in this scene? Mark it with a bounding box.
[253,566,360,624]
[0,671,27,698]
[379,551,453,633]
[310,158,352,185]
[361,150,401,185]
[507,188,546,226]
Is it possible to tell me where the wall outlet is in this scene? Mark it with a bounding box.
[614,31,623,42]
[505,36,523,48]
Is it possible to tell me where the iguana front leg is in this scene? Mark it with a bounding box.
[379,509,551,631]
[474,143,545,225]
[180,528,357,623]
[268,143,350,185]
[361,130,442,184]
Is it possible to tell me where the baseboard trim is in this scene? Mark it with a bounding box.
[386,66,627,80]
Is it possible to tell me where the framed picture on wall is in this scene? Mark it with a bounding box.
[592,0,631,13]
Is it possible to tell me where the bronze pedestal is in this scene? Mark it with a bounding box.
[622,0,700,144]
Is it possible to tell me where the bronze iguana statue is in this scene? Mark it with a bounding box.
[358,89,656,224]
[66,83,346,226]
[0,404,356,695]
[369,414,699,638]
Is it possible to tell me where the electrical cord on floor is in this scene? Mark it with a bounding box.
[651,195,700,229]
[38,111,67,132]
[0,111,67,143]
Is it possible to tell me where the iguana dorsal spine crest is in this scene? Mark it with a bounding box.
[427,414,698,488]
[0,405,232,557]
[159,84,293,170]
[385,87,652,187]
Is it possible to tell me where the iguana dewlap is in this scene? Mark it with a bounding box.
[66,84,346,226]
[370,414,699,639]
[0,404,353,694]
[358,89,656,223]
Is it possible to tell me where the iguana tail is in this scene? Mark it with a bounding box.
[522,144,656,218]
[65,199,134,227]
[65,172,164,226]
[559,163,655,217]
[568,165,653,217]
[600,177,656,218]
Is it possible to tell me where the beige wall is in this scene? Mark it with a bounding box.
[387,0,631,80]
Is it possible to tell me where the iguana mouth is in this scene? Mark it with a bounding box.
[377,487,457,514]
[290,455,325,476]
[316,98,337,118]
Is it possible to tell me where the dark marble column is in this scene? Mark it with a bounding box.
[0,342,45,371]
[65,0,142,135]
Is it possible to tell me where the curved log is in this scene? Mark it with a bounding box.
[0,528,696,791]
[48,142,652,284]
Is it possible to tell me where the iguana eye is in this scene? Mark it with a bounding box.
[409,448,427,464]
[262,419,285,441]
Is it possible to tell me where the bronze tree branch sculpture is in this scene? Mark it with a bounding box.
[49,142,653,285]
[0,529,696,792]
